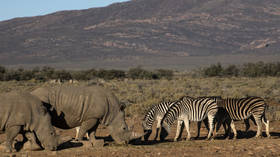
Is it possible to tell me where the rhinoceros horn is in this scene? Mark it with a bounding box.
[129,132,146,141]
[57,135,72,145]
[128,124,147,142]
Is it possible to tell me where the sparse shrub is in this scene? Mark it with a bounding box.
[128,67,156,79]
[53,70,72,81]
[156,69,174,80]
[97,69,126,80]
[203,63,223,77]
[202,62,280,77]
[223,65,239,76]
[70,71,88,81]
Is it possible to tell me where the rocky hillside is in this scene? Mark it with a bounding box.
[0,0,279,69]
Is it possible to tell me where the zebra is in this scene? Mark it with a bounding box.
[216,97,270,139]
[214,107,256,138]
[160,96,219,141]
[142,101,177,141]
[142,98,209,141]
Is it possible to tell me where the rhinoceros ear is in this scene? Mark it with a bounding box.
[39,106,48,115]
[120,103,126,111]
[120,99,134,111]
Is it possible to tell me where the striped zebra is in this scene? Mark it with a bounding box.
[214,107,256,138]
[142,98,209,141]
[142,101,177,141]
[160,96,219,141]
[216,97,270,139]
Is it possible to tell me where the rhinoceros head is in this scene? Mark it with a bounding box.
[108,106,144,144]
[31,87,50,104]
[33,107,59,151]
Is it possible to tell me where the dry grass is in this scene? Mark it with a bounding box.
[1,77,280,156]
[1,76,279,118]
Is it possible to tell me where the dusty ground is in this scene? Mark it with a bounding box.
[1,117,280,157]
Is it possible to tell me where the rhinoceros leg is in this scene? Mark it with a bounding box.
[75,127,89,141]
[88,121,104,146]
[5,126,21,153]
[77,119,99,142]
[22,132,42,151]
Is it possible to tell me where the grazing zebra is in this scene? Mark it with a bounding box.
[216,97,270,139]
[160,96,219,141]
[143,98,209,141]
[142,101,177,141]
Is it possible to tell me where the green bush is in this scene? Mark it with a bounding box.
[127,67,161,80]
[97,69,126,80]
[203,63,223,77]
[203,62,280,77]
[223,65,239,77]
[156,69,174,80]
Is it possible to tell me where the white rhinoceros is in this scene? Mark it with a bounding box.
[31,85,142,146]
[0,91,61,152]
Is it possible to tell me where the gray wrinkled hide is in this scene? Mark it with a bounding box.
[0,91,59,152]
[31,85,135,144]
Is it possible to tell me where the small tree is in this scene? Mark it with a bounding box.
[128,67,155,79]
[156,69,173,80]
[223,65,239,77]
[203,63,223,77]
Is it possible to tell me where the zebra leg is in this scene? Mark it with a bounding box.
[154,128,160,141]
[214,119,222,138]
[222,122,228,138]
[174,120,184,141]
[154,117,162,141]
[223,119,231,138]
[75,127,80,140]
[203,118,210,131]
[224,119,232,139]
[86,132,90,140]
[206,116,215,140]
[244,119,250,137]
[253,116,262,138]
[196,119,209,139]
[262,116,270,138]
[195,121,202,139]
[183,119,191,140]
[230,120,238,139]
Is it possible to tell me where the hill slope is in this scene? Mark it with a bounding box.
[0,0,280,69]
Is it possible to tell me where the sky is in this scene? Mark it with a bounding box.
[0,0,130,21]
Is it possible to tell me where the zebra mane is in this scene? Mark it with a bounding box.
[178,96,194,101]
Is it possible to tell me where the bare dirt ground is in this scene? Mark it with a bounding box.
[1,117,280,157]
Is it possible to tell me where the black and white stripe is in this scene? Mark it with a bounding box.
[142,101,176,141]
[217,97,270,139]
[161,96,219,141]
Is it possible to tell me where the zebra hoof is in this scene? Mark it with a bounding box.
[205,137,214,141]
[186,138,191,141]
[225,137,231,140]
[254,136,262,139]
[267,135,271,139]
[173,138,178,142]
